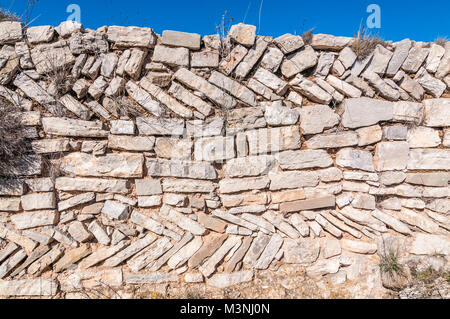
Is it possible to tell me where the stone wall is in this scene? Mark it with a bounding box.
[0,20,449,298]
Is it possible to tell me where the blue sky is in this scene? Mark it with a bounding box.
[2,0,449,42]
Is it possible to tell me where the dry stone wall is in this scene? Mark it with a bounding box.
[0,20,449,298]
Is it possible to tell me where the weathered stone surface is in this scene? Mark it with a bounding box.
[280,196,336,213]
[199,236,241,277]
[306,131,358,149]
[162,179,216,193]
[197,213,227,234]
[42,117,108,137]
[374,142,409,171]
[10,210,57,230]
[136,117,184,136]
[261,47,284,72]
[336,149,375,172]
[207,270,253,288]
[0,21,23,44]
[226,107,266,134]
[209,71,256,106]
[219,45,248,75]
[54,245,91,273]
[108,135,155,152]
[229,23,256,47]
[32,139,70,154]
[417,71,446,98]
[125,82,164,117]
[104,234,156,267]
[423,98,450,127]
[102,200,129,220]
[194,136,235,162]
[326,75,362,98]
[169,83,213,117]
[253,67,289,95]
[402,46,430,73]
[168,236,203,269]
[274,33,304,54]
[60,152,143,178]
[191,51,219,68]
[125,272,178,284]
[372,209,412,235]
[30,40,74,74]
[263,101,299,126]
[407,127,441,148]
[292,78,332,104]
[436,42,450,79]
[386,39,412,76]
[160,206,206,235]
[342,239,377,254]
[246,126,302,155]
[219,176,270,194]
[127,237,172,272]
[269,171,318,191]
[406,173,449,187]
[55,177,128,194]
[281,45,318,78]
[255,233,283,269]
[306,257,340,277]
[162,30,201,49]
[26,25,54,44]
[340,206,387,233]
[276,150,333,170]
[107,26,155,48]
[234,37,270,78]
[224,155,276,178]
[146,158,217,180]
[342,97,393,129]
[175,68,236,108]
[0,279,58,296]
[212,210,257,231]
[408,149,450,170]
[21,192,55,211]
[409,234,449,256]
[397,208,439,234]
[299,104,339,135]
[311,34,353,50]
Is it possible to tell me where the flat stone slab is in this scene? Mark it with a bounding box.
[60,152,144,178]
[0,279,58,296]
[280,196,336,213]
[162,30,201,50]
[207,270,254,288]
[342,97,393,129]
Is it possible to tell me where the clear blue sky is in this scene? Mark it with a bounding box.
[2,0,449,42]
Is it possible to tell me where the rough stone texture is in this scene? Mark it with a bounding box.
[0,22,449,299]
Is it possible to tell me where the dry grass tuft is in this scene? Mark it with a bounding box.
[0,8,21,22]
[0,102,34,180]
[301,28,314,45]
[351,26,386,60]
[215,11,234,58]
[434,37,448,47]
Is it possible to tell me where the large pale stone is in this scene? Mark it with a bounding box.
[154,138,193,160]
[406,173,450,187]
[407,127,441,148]
[174,68,236,108]
[136,117,184,136]
[10,210,57,230]
[299,104,339,135]
[269,171,319,191]
[152,45,189,67]
[191,51,219,68]
[130,210,164,235]
[219,45,248,75]
[246,126,301,155]
[253,67,289,95]
[226,107,266,134]
[386,39,412,76]
[168,83,213,117]
[372,210,412,235]
[194,136,235,162]
[125,82,164,117]
[108,135,155,152]
[102,200,129,220]
[30,40,74,74]
[146,158,217,180]
[234,37,270,78]
[402,46,430,73]
[162,179,216,193]
[207,270,253,288]
[107,26,155,47]
[162,30,201,49]
[219,177,270,194]
[228,23,256,47]
[209,71,256,106]
[280,196,336,213]
[21,192,55,211]
[60,152,143,178]
[326,75,362,98]
[261,46,284,72]
[397,208,439,234]
[0,279,58,296]
[374,142,409,171]
[42,117,107,137]
[408,149,450,170]
[311,34,353,50]
[276,150,333,170]
[281,45,318,78]
[342,239,377,254]
[254,233,283,269]
[291,78,332,104]
[423,98,450,127]
[336,149,375,172]
[436,42,450,79]
[340,206,387,233]
[224,155,276,178]
[409,234,449,256]
[55,177,128,194]
[274,33,304,54]
[306,132,358,149]
[263,101,300,126]
[392,101,424,124]
[342,97,393,129]
[0,21,23,44]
